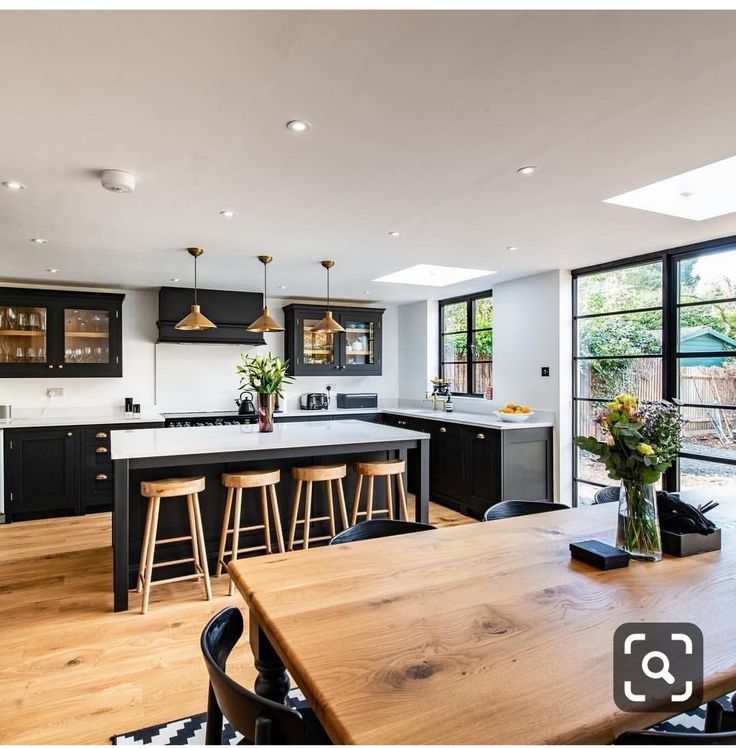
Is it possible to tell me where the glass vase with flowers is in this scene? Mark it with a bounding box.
[576,395,683,561]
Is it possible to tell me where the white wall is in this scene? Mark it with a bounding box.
[397,300,437,401]
[1,288,399,414]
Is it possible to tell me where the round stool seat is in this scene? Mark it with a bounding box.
[354,459,406,477]
[140,475,205,498]
[292,464,347,482]
[222,469,280,489]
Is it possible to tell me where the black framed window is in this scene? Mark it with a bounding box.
[439,291,492,396]
[572,237,736,506]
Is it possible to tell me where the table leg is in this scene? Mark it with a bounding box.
[416,439,429,523]
[113,459,130,612]
[250,611,290,704]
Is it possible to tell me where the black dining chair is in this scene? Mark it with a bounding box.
[329,518,436,545]
[201,606,331,745]
[483,500,570,521]
[615,698,736,744]
[594,485,620,504]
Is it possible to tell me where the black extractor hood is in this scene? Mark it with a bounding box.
[157,286,267,345]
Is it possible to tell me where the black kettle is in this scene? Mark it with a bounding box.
[235,392,255,416]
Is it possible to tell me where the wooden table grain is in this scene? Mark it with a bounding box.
[229,502,736,744]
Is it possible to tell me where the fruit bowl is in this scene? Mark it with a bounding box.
[495,409,534,423]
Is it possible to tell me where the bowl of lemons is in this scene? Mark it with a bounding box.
[495,403,534,422]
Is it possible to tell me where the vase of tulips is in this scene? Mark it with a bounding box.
[576,395,683,561]
[236,353,294,433]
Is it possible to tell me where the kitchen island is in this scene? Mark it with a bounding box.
[110,420,429,612]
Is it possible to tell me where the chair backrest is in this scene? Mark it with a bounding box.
[483,500,569,521]
[330,518,436,545]
[594,485,620,504]
[201,607,308,745]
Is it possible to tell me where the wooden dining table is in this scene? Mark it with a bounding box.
[228,501,736,744]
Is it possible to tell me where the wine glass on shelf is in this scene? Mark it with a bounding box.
[83,346,92,362]
[1,340,10,362]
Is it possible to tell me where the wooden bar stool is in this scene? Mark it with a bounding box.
[351,459,409,525]
[217,469,285,595]
[137,476,212,615]
[288,464,348,551]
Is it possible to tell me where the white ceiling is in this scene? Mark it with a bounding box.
[3,10,736,303]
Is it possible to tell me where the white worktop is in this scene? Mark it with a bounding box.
[111,419,429,461]
[1,412,164,429]
[275,406,554,430]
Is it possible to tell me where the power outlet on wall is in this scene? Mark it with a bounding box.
[541,367,550,377]
[46,387,64,398]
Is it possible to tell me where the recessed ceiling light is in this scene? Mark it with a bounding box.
[604,153,736,221]
[277,285,288,290]
[388,231,401,238]
[363,291,371,295]
[170,278,181,283]
[30,238,48,244]
[2,180,25,191]
[373,264,496,287]
[219,210,237,218]
[516,165,538,175]
[286,120,310,133]
[507,245,518,252]
[46,268,60,274]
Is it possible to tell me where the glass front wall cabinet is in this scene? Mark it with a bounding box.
[0,288,124,378]
[283,304,384,376]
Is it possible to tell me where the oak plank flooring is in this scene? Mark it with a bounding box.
[0,501,470,744]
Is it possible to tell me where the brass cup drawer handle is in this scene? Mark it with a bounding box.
[95,473,108,481]
[95,432,108,439]
[439,427,447,433]
[476,432,486,440]
[397,420,407,426]
[95,446,108,454]
[66,432,73,437]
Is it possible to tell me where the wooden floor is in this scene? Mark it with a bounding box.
[0,502,473,745]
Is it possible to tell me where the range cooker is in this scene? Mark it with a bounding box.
[163,411,258,428]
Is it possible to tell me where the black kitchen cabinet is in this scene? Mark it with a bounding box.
[383,414,553,519]
[0,287,124,378]
[3,420,158,521]
[283,304,384,376]
[5,428,78,518]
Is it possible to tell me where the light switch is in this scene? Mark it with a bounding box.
[46,387,64,398]
[541,367,550,377]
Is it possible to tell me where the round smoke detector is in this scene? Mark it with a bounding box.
[100,169,136,194]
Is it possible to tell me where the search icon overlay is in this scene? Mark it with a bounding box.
[614,623,703,712]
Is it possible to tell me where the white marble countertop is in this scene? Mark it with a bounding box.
[275,406,554,430]
[1,413,164,429]
[111,419,429,461]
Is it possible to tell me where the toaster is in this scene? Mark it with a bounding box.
[300,393,329,410]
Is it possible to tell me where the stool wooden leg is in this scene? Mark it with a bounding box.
[141,497,160,615]
[351,474,363,526]
[260,486,272,553]
[366,476,375,521]
[335,478,348,531]
[397,472,409,521]
[269,484,285,553]
[325,480,336,538]
[191,492,212,601]
[137,496,154,593]
[385,475,394,519]
[216,486,234,577]
[228,488,243,595]
[303,481,313,550]
[186,494,202,575]
[288,480,302,551]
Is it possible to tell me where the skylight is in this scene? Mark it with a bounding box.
[604,154,736,221]
[373,264,496,287]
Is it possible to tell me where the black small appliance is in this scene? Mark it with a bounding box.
[300,393,329,410]
[235,392,255,415]
[336,392,378,409]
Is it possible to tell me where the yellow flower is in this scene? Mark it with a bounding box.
[637,443,655,456]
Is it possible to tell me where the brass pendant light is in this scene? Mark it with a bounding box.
[247,256,284,333]
[312,260,346,334]
[175,247,217,330]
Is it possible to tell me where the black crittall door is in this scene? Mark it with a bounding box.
[7,428,78,519]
